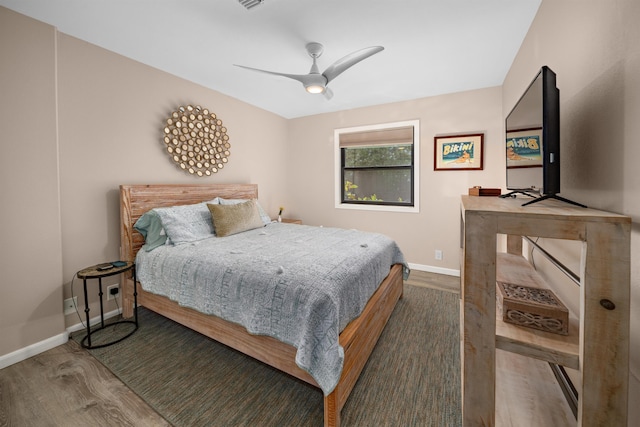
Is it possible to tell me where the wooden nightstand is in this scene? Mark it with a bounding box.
[280,218,302,224]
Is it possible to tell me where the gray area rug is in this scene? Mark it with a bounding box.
[74,285,461,426]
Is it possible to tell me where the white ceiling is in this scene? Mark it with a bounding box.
[1,0,541,119]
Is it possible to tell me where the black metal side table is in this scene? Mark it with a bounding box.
[77,261,138,349]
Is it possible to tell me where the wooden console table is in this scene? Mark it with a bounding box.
[460,196,630,426]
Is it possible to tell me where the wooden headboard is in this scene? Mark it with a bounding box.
[119,184,259,262]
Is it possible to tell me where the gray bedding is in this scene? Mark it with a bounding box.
[135,222,408,395]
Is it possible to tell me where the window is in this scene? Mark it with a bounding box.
[335,120,419,212]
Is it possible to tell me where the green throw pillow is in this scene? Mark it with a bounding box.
[133,210,167,251]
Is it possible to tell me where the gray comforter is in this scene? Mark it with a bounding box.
[136,222,408,395]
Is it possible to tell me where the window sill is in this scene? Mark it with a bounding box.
[335,202,419,213]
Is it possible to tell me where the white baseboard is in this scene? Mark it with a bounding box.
[0,332,68,370]
[0,308,121,370]
[408,262,460,277]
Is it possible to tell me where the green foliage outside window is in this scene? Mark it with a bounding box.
[344,145,412,168]
[344,180,382,201]
[342,144,412,205]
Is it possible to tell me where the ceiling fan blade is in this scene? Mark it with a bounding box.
[323,86,334,100]
[322,46,384,84]
[235,64,329,95]
[234,64,313,85]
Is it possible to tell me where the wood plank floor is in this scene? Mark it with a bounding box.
[0,338,169,426]
[0,270,573,426]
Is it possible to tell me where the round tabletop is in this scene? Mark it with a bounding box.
[77,261,134,279]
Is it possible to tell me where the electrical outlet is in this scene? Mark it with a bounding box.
[63,296,78,315]
[107,284,120,301]
[435,250,443,260]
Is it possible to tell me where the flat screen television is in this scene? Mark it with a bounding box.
[502,66,584,207]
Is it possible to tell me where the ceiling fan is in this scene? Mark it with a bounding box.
[234,42,384,99]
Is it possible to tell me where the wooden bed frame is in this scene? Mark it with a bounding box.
[119,184,404,427]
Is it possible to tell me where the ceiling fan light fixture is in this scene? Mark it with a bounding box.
[303,72,327,94]
[305,84,325,94]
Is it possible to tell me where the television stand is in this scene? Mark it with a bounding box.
[521,193,587,208]
[460,196,630,426]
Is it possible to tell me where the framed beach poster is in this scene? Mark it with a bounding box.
[434,133,484,171]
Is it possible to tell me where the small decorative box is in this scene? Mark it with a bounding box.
[496,281,569,335]
[468,186,501,196]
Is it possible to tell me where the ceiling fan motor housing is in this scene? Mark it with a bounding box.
[306,42,324,58]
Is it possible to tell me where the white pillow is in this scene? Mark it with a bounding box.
[154,202,215,245]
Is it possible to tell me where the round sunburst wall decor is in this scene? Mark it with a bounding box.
[162,105,230,176]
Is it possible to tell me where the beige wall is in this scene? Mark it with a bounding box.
[287,89,504,270]
[0,8,64,358]
[503,0,640,422]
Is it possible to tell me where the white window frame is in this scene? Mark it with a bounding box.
[334,119,420,213]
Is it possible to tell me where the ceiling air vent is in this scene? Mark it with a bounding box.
[238,0,264,9]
